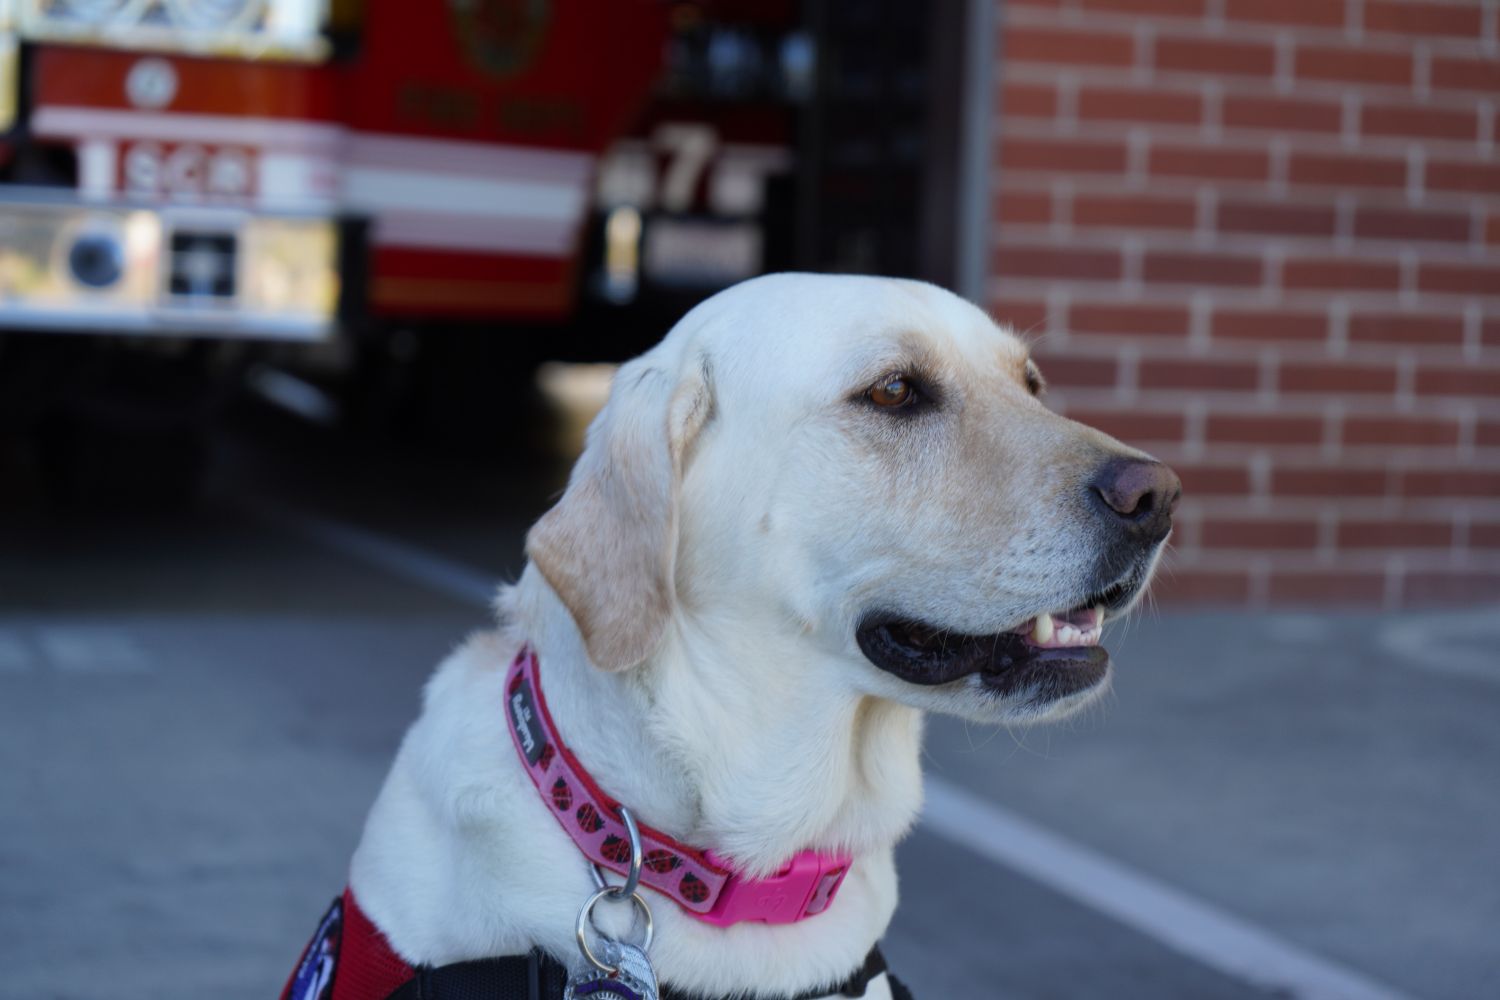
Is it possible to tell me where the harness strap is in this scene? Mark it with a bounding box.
[381,951,564,1000]
[282,890,906,1000]
[382,947,891,1000]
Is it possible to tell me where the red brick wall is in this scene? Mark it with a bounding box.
[990,0,1500,607]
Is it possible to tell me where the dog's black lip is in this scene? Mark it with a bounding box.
[1085,568,1147,615]
[855,615,1111,703]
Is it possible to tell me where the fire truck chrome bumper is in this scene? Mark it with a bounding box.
[0,188,339,341]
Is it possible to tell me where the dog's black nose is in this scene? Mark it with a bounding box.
[1088,458,1181,544]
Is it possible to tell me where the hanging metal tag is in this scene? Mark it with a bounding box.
[564,939,659,1000]
[565,878,658,1000]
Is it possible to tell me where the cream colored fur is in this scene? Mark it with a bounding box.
[348,274,1156,999]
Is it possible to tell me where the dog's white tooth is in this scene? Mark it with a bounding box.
[1094,605,1106,628]
[1032,614,1054,644]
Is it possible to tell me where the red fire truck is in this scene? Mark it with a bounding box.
[0,1,672,344]
[0,0,964,495]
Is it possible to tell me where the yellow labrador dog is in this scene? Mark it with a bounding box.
[288,274,1178,1000]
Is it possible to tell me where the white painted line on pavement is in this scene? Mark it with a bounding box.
[257,502,1414,1000]
[1378,610,1500,685]
[239,500,499,609]
[922,776,1413,1000]
[0,631,36,672]
[37,627,151,674]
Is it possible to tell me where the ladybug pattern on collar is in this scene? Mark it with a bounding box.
[503,646,854,926]
[504,650,735,915]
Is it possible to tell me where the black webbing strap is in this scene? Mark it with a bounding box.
[382,950,566,1000]
[382,944,901,1000]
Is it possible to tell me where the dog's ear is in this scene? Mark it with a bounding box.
[526,358,711,671]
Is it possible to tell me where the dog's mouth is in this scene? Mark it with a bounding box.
[855,576,1141,702]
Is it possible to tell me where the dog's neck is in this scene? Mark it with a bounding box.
[509,568,925,878]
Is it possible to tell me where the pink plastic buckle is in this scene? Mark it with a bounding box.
[699,849,851,926]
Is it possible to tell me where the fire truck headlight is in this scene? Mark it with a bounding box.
[67,231,125,289]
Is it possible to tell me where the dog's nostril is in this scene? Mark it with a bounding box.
[1092,485,1145,519]
[1089,459,1183,532]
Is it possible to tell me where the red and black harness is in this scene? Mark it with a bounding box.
[279,889,906,1000]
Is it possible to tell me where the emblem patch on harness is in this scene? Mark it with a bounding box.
[287,897,342,1000]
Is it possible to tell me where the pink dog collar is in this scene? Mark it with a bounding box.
[504,646,851,926]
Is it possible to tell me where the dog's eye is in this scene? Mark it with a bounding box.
[868,373,916,408]
[1024,361,1046,397]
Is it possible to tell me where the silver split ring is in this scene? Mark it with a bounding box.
[574,886,654,975]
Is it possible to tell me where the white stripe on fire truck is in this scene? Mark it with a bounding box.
[342,166,584,221]
[32,106,344,152]
[33,107,593,256]
[346,133,592,185]
[344,166,587,255]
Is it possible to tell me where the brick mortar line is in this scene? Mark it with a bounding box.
[1052,390,1500,419]
[993,117,1500,161]
[1203,78,1224,140]
[1108,454,1500,475]
[1406,146,1426,207]
[1134,21,1155,88]
[989,292,1500,323]
[1463,303,1484,362]
[1164,551,1500,573]
[993,224,1500,259]
[1035,336,1500,373]
[1168,552,1500,569]
[1399,248,1421,306]
[989,278,1498,308]
[1034,338,1500,372]
[1395,352,1418,411]
[999,63,1500,119]
[993,175,1500,214]
[1274,31,1295,95]
[1329,298,1351,359]
[1176,498,1500,517]
[985,280,1500,307]
[1322,400,1345,459]
[1000,6,1500,60]
[1414,43,1433,100]
[1341,91,1361,150]
[999,65,1500,110]
[997,76,1500,132]
[1007,289,1499,317]
[1168,443,1500,463]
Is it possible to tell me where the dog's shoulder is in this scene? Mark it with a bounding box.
[351,627,583,966]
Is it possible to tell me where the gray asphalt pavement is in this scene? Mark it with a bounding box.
[2,417,1496,1000]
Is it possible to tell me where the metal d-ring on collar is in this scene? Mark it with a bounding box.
[577,804,654,976]
[588,804,644,900]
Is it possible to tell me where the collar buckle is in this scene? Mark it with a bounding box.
[699,849,851,926]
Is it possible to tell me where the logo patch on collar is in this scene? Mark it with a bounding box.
[288,897,342,1000]
[509,676,548,766]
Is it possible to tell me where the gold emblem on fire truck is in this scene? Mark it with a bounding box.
[448,0,550,79]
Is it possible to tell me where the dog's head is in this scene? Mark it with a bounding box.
[527,274,1179,724]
